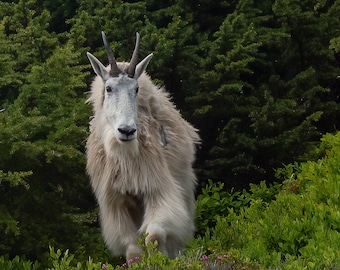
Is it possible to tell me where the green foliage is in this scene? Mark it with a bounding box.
[190,0,340,186]
[0,170,32,187]
[0,1,93,259]
[195,132,340,269]
[195,179,282,236]
[0,255,40,270]
[0,170,32,251]
[0,243,257,270]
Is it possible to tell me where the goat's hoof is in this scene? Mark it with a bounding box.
[126,244,142,265]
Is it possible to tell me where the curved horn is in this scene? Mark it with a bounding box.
[101,31,120,77]
[127,32,140,78]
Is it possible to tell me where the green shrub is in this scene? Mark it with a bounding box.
[0,254,40,270]
[195,179,281,236]
[197,132,340,269]
[0,242,258,270]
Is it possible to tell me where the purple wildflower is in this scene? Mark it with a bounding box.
[201,255,209,262]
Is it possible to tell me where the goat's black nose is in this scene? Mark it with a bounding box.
[118,126,137,136]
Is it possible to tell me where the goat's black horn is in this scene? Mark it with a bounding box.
[127,32,140,78]
[102,31,120,77]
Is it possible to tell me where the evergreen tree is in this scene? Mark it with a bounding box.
[142,0,203,111]
[0,170,32,254]
[0,0,98,260]
[190,0,340,187]
[0,0,59,105]
[250,0,340,179]
[0,42,93,259]
[189,0,263,187]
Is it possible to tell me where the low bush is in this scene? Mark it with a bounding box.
[195,132,340,269]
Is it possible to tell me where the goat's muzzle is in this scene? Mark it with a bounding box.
[118,125,137,141]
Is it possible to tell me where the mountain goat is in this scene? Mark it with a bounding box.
[86,32,200,261]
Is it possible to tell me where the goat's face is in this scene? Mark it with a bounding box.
[103,76,138,141]
[87,32,153,142]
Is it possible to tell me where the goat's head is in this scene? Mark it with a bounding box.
[87,32,153,142]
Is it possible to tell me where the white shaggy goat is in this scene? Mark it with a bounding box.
[86,32,200,261]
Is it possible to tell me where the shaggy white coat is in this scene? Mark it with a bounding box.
[86,62,200,260]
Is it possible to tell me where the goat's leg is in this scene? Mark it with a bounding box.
[140,189,194,257]
[166,235,182,259]
[144,224,168,255]
[99,200,141,262]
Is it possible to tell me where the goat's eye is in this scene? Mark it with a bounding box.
[106,86,112,93]
[136,87,139,94]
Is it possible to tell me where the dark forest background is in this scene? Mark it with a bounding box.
[0,0,339,263]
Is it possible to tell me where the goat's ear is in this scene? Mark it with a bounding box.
[134,53,153,79]
[87,52,110,81]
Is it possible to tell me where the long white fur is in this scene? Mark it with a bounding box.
[86,59,200,261]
